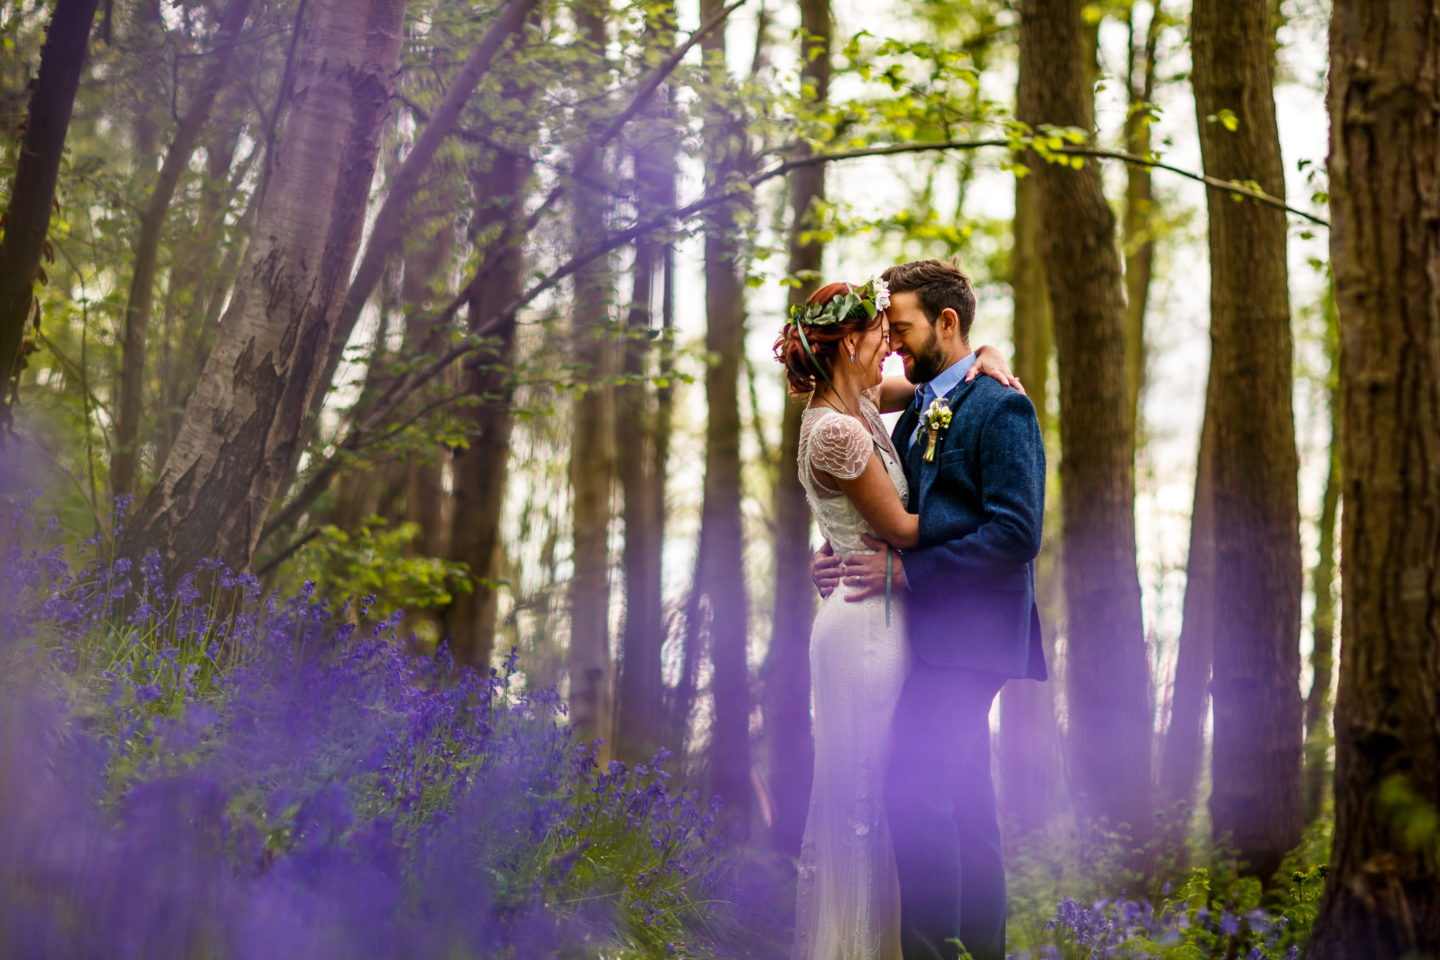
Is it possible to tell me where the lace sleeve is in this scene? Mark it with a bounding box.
[807,413,874,481]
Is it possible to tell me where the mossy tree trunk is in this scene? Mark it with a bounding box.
[1306,0,1440,953]
[1017,0,1153,841]
[1192,0,1303,879]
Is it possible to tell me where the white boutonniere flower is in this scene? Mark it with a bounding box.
[922,397,952,462]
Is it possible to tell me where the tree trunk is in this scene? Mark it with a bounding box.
[380,194,460,629]
[443,147,529,667]
[154,83,253,468]
[1157,373,1217,840]
[1017,0,1153,840]
[116,0,406,575]
[112,0,255,498]
[1304,317,1339,823]
[566,0,617,752]
[400,221,456,565]
[0,0,100,422]
[126,1,164,176]
[614,2,678,765]
[1192,0,1303,879]
[1122,2,1161,436]
[765,0,829,856]
[297,0,537,462]
[1306,0,1440,951]
[327,272,406,534]
[696,0,753,837]
[997,167,1067,835]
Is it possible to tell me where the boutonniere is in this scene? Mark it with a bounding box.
[922,398,952,462]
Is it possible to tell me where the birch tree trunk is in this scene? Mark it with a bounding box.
[0,0,100,424]
[1192,0,1303,879]
[1306,0,1440,952]
[154,83,253,467]
[566,0,617,751]
[296,0,537,462]
[117,0,406,574]
[1018,0,1153,840]
[112,0,255,498]
[766,0,829,856]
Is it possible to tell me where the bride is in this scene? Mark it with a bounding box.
[773,278,1018,960]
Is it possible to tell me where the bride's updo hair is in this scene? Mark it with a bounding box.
[773,281,886,397]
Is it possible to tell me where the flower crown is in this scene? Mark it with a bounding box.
[786,276,891,328]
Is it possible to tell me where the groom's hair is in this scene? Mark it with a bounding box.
[881,259,976,340]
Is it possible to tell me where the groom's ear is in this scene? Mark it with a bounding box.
[937,307,961,339]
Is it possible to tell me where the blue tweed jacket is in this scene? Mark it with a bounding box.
[891,373,1048,680]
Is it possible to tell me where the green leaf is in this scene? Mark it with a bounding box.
[1206,108,1239,132]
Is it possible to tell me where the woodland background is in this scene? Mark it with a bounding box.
[0,0,1436,957]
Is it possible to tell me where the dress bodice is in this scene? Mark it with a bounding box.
[798,393,910,556]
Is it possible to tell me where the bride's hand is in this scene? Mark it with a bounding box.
[967,344,1025,394]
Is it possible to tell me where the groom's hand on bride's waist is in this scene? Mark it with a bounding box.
[841,534,908,602]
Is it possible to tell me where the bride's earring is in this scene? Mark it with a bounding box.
[849,351,856,363]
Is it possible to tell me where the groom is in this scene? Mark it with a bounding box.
[815,259,1047,960]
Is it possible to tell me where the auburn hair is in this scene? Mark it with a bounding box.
[773,281,886,397]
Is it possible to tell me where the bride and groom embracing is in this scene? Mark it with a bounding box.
[773,259,1047,960]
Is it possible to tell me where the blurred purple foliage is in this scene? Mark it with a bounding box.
[0,500,778,959]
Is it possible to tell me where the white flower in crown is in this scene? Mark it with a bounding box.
[870,275,891,312]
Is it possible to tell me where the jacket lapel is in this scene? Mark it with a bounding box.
[916,375,979,509]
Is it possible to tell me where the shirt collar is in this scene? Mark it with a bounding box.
[919,352,977,407]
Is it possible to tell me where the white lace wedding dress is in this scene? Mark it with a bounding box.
[791,394,910,960]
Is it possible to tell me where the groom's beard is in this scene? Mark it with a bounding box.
[906,328,948,384]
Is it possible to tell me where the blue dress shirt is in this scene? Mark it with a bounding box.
[910,351,977,447]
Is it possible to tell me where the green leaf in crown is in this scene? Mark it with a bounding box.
[785,276,892,328]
